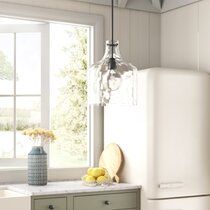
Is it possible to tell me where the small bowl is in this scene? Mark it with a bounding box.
[81,175,113,187]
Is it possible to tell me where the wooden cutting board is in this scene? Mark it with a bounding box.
[99,143,123,183]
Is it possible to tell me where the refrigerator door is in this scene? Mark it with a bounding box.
[147,196,210,210]
[145,69,210,199]
[104,68,210,199]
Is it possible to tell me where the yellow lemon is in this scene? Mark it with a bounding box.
[91,168,103,178]
[87,168,94,176]
[85,175,96,182]
[98,167,106,176]
[97,176,108,184]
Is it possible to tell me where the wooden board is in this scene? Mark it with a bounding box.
[99,143,123,183]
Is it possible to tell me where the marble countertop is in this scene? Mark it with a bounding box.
[5,181,141,196]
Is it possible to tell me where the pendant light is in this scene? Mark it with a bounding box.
[88,0,137,106]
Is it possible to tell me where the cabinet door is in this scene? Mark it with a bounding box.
[34,197,67,210]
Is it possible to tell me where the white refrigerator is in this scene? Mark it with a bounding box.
[104,68,210,210]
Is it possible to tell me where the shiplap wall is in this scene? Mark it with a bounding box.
[0,0,160,70]
[161,0,210,72]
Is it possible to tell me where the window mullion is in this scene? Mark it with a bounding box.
[41,24,50,166]
[13,32,17,159]
[40,25,50,129]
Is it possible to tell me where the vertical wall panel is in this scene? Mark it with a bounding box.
[161,4,199,70]
[118,8,130,62]
[114,6,119,42]
[90,4,110,42]
[198,0,210,72]
[149,13,161,67]
[130,10,150,70]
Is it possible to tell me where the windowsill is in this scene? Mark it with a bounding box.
[0,167,88,184]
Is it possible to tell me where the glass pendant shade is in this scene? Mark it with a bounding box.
[89,40,137,106]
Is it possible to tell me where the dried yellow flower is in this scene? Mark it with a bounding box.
[22,127,56,144]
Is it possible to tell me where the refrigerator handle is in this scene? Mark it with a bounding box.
[159,182,184,189]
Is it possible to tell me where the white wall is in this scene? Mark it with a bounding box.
[161,0,210,72]
[0,0,160,70]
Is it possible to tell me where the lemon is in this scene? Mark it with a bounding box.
[98,167,106,176]
[85,175,96,182]
[87,167,94,175]
[97,176,108,184]
[82,174,88,181]
[91,168,105,178]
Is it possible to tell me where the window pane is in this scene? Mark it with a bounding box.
[50,24,89,168]
[0,97,14,158]
[16,33,41,95]
[16,96,41,158]
[0,33,14,95]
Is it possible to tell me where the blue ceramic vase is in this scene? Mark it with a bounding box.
[28,146,47,186]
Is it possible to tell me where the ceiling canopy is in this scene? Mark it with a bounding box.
[71,0,199,13]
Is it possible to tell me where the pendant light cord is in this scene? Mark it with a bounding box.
[111,0,114,59]
[108,0,116,70]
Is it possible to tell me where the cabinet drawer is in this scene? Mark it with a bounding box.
[34,197,67,210]
[122,209,136,210]
[74,192,137,210]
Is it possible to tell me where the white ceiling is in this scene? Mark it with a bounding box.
[71,0,200,13]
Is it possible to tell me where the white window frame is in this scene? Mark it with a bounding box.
[0,23,49,167]
[0,2,104,183]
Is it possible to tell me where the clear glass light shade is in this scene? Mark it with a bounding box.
[88,40,137,105]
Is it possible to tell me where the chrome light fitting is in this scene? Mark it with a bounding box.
[88,0,137,105]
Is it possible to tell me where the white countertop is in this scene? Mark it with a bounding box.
[5,181,140,196]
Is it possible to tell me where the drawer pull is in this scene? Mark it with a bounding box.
[104,200,111,205]
[48,205,55,209]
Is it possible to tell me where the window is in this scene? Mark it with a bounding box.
[50,23,90,168]
[0,21,44,167]
[0,17,92,168]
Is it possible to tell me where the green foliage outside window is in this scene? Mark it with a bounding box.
[0,50,13,80]
[51,27,88,165]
